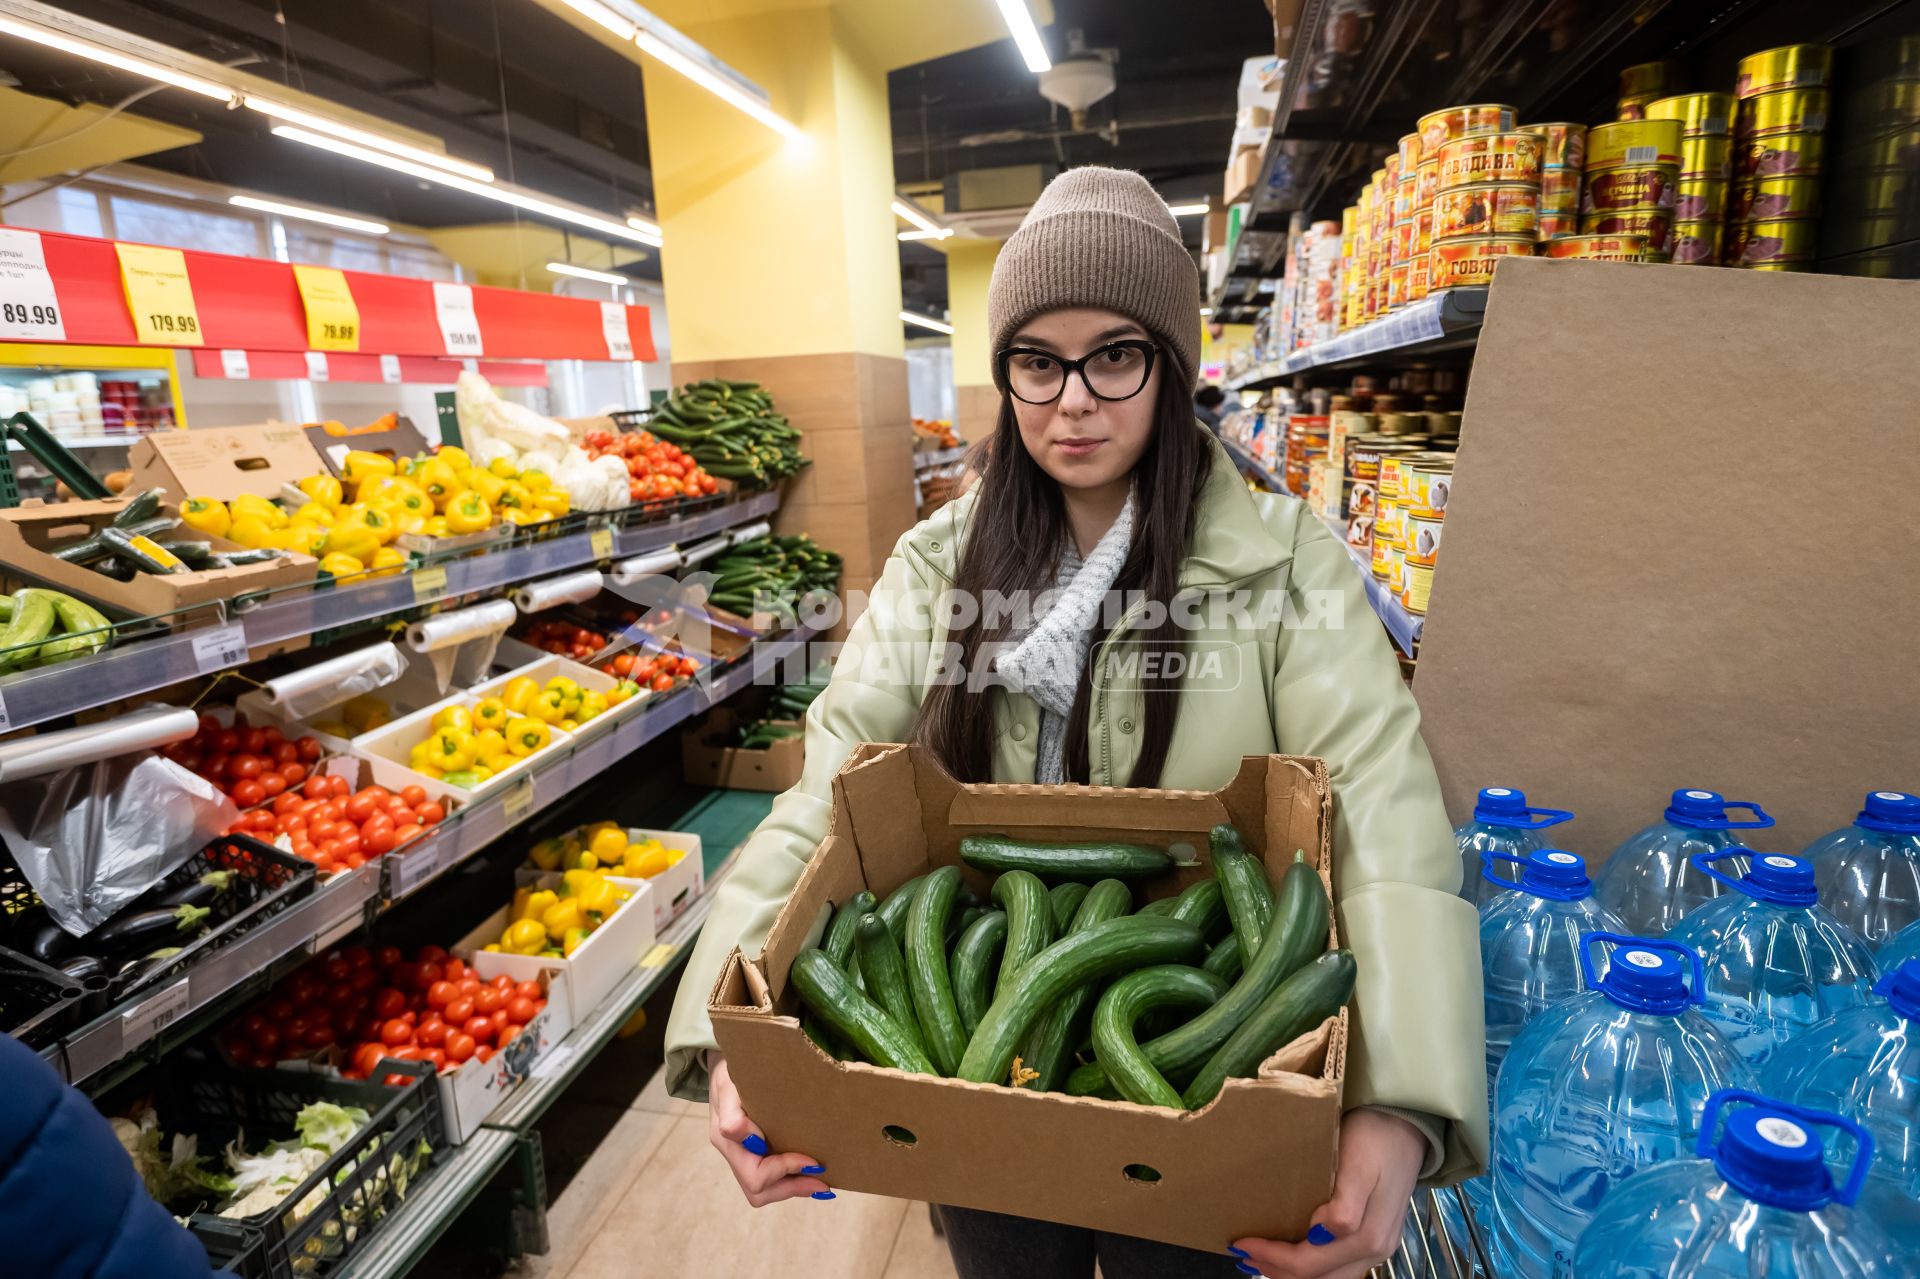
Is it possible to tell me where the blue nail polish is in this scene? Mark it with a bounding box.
[1226,1247,1249,1258]
[1234,1263,1260,1276]
[811,1190,836,1200]
[1308,1224,1336,1246]
[800,1164,826,1175]
[741,1133,769,1156]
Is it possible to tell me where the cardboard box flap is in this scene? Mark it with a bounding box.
[128,424,329,503]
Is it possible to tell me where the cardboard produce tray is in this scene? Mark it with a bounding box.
[710,745,1345,1251]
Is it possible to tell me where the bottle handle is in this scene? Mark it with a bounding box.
[1519,806,1574,830]
[1580,931,1704,1003]
[1719,801,1775,830]
[1689,848,1755,897]
[1478,850,1529,892]
[1696,1089,1876,1207]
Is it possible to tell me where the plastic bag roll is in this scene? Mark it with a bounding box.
[405,599,517,652]
[260,642,404,719]
[680,534,733,566]
[513,569,604,613]
[609,547,683,585]
[0,705,197,783]
[729,519,771,545]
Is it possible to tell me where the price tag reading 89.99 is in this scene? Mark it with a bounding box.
[0,228,67,342]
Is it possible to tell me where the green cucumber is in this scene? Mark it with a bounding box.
[949,909,1008,1037]
[789,949,937,1074]
[1202,934,1245,981]
[1167,879,1227,936]
[853,914,923,1054]
[1182,950,1356,1107]
[1213,824,1274,969]
[1063,851,1329,1098]
[956,916,1206,1086]
[1019,879,1133,1092]
[1048,882,1090,932]
[99,527,185,575]
[960,835,1175,882]
[1137,897,1179,917]
[874,874,926,948]
[112,487,164,526]
[990,870,1054,1000]
[904,865,967,1074]
[802,1016,853,1060]
[1092,965,1232,1108]
[823,890,877,970]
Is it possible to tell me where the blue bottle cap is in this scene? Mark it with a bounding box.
[1713,1107,1837,1211]
[1692,850,1818,907]
[1592,941,1695,1014]
[1473,788,1574,829]
[1858,791,1920,835]
[1664,789,1775,830]
[1873,959,1920,1021]
[1520,850,1590,900]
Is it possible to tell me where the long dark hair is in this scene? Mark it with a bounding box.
[911,364,1214,786]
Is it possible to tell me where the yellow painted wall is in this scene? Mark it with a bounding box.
[945,239,1001,388]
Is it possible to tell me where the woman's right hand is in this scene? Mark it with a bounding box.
[706,1055,834,1206]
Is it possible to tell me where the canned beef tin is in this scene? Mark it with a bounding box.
[1674,179,1727,221]
[1647,93,1734,137]
[1386,261,1410,310]
[1730,218,1817,266]
[1391,217,1415,266]
[1587,119,1684,170]
[1407,460,1455,518]
[1581,210,1674,256]
[1620,60,1678,101]
[1416,158,1441,209]
[1681,134,1732,179]
[1521,122,1587,171]
[1393,174,1417,224]
[1670,220,1723,265]
[1544,234,1649,262]
[1417,103,1516,154]
[1437,133,1544,188]
[1407,247,1432,303]
[1539,168,1582,212]
[1398,133,1423,171]
[1401,561,1434,616]
[1737,88,1829,138]
[1430,236,1535,288]
[1536,214,1580,241]
[1583,165,1679,213]
[1736,132,1824,177]
[1736,44,1832,98]
[1730,176,1821,220]
[1434,184,1540,238]
[1404,514,1444,567]
[1414,206,1434,255]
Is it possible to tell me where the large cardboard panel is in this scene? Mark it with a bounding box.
[712,744,1343,1251]
[1413,258,1920,857]
[127,423,328,503]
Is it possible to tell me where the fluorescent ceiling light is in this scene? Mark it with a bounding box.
[1166,201,1210,217]
[896,229,953,242]
[547,260,630,286]
[891,199,949,237]
[272,126,663,248]
[994,0,1051,73]
[632,28,804,142]
[244,97,494,183]
[626,214,663,239]
[0,14,233,99]
[230,195,390,235]
[900,310,953,335]
[552,0,636,39]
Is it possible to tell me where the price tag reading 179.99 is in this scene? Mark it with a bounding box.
[120,976,191,1050]
[0,228,67,342]
[115,242,204,346]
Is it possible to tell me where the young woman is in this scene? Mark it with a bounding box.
[664,167,1486,1279]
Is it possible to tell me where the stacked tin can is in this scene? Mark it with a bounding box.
[1342,182,1374,330]
[1365,164,1391,322]
[1728,44,1832,270]
[1420,104,1537,290]
[1388,132,1436,309]
[1618,60,1680,121]
[1645,92,1734,264]
[1383,146,1413,312]
[1522,122,1586,241]
[1580,118,1683,260]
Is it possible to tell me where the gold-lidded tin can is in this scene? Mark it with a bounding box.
[1736,44,1833,98]
[1398,132,1423,171]
[1386,260,1410,311]
[1736,132,1824,178]
[1404,513,1445,568]
[1539,168,1582,212]
[1521,122,1587,171]
[1670,219,1723,265]
[1536,213,1581,241]
[1544,234,1649,262]
[1731,176,1822,221]
[1416,158,1441,209]
[1414,206,1435,255]
[1407,245,1432,302]
[1674,178,1727,222]
[1433,184,1541,239]
[1417,103,1516,154]
[1393,173,1418,224]
[1587,119,1685,170]
[1728,217,1818,266]
[1580,209,1675,258]
[1391,217,1415,266]
[1582,164,1679,214]
[1737,88,1829,138]
[1620,60,1679,101]
[1406,459,1455,519]
[1429,235,1535,289]
[1647,92,1735,137]
[1402,560,1434,615]
[1681,134,1732,179]
[1436,132,1544,190]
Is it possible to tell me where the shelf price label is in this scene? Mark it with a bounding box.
[411,565,449,603]
[305,351,330,381]
[0,228,67,342]
[293,265,362,352]
[380,354,402,384]
[502,773,535,824]
[115,243,204,346]
[121,976,191,1050]
[220,349,250,380]
[392,847,439,897]
[600,301,634,361]
[190,620,249,675]
[590,527,614,559]
[434,282,484,357]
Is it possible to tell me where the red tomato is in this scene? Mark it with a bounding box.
[322,798,348,822]
[376,1018,414,1047]
[375,945,404,969]
[442,958,467,983]
[505,997,537,1025]
[303,1023,335,1048]
[249,1023,281,1054]
[262,726,284,748]
[198,712,223,736]
[302,777,329,800]
[352,1043,387,1075]
[328,775,351,798]
[385,801,417,825]
[298,738,323,763]
[473,987,504,1016]
[416,944,449,964]
[513,981,542,1003]
[425,981,456,1009]
[335,831,363,859]
[343,946,373,969]
[343,852,366,870]
[463,1015,495,1044]
[474,1044,494,1064]
[651,673,674,692]
[388,1045,423,1062]
[273,741,299,765]
[372,988,407,1019]
[204,754,229,781]
[416,1019,449,1047]
[260,773,287,798]
[424,1048,448,1071]
[380,1071,414,1086]
[395,823,424,844]
[308,820,339,843]
[230,779,265,808]
[417,802,445,826]
[363,825,396,856]
[497,1022,520,1047]
[213,729,241,754]
[444,1032,476,1063]
[282,763,308,785]
[444,997,474,1024]
[400,785,427,807]
[492,974,515,992]
[345,792,378,824]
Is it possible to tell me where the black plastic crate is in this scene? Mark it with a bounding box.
[0,943,84,1046]
[197,1224,273,1278]
[178,1061,444,1279]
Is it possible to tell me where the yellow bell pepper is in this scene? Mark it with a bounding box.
[291,500,337,527]
[505,716,551,756]
[623,844,671,879]
[488,456,520,479]
[533,490,572,517]
[180,497,230,538]
[519,469,552,493]
[369,546,407,578]
[540,897,588,940]
[496,480,532,511]
[226,516,275,550]
[500,676,540,714]
[344,502,398,545]
[574,850,599,872]
[471,697,511,732]
[502,918,548,955]
[502,507,540,526]
[423,515,450,537]
[528,688,569,724]
[529,838,566,871]
[575,875,621,917]
[577,692,607,722]
[561,927,589,957]
[445,490,492,535]
[343,450,397,484]
[472,728,507,761]
[228,493,287,529]
[560,868,600,898]
[386,479,432,518]
[510,886,533,919]
[519,889,559,922]
[298,473,345,508]
[424,726,475,771]
[414,458,462,509]
[357,474,402,503]
[589,827,628,863]
[432,704,475,733]
[466,470,508,508]
[436,445,472,471]
[319,552,365,579]
[322,522,381,564]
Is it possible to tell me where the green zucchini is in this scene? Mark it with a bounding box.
[960,835,1175,882]
[1213,824,1274,969]
[904,865,968,1074]
[1019,879,1133,1092]
[853,914,924,1054]
[1182,950,1356,1108]
[37,591,111,661]
[1063,851,1329,1098]
[949,909,1008,1037]
[1202,934,1245,982]
[1137,897,1179,917]
[956,916,1206,1086]
[161,540,218,569]
[874,874,926,948]
[789,949,937,1074]
[1167,879,1227,936]
[112,487,165,527]
[823,890,877,970]
[0,588,55,670]
[213,548,283,566]
[990,870,1054,1001]
[1048,882,1090,932]
[1092,965,1232,1108]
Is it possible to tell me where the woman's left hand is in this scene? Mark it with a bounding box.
[1229,1109,1425,1278]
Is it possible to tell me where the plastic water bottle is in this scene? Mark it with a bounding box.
[1802,790,1920,947]
[1489,934,1756,1279]
[1455,788,1573,907]
[1593,788,1774,935]
[1762,959,1920,1254]
[1668,851,1878,1068]
[1572,1090,1903,1277]
[1881,917,1920,973]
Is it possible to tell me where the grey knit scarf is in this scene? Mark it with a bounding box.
[994,492,1137,783]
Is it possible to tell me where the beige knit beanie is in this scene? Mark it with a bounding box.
[987,166,1203,392]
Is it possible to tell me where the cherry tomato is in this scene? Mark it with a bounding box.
[335,831,362,859]
[343,852,367,870]
[513,981,543,1003]
[214,728,241,754]
[395,823,424,845]
[424,1048,448,1071]
[416,944,449,964]
[303,1023,335,1048]
[443,996,474,1024]
[505,996,537,1024]
[345,792,378,825]
[417,802,446,826]
[376,945,404,969]
[303,777,330,800]
[198,712,223,736]
[651,673,674,692]
[400,785,427,807]
[473,987,504,1016]
[282,763,308,785]
[372,988,407,1019]
[204,754,229,780]
[353,1043,387,1075]
[329,775,351,798]
[273,741,299,765]
[260,773,287,798]
[475,1044,494,1064]
[273,791,301,815]
[262,726,284,748]
[385,801,417,825]
[423,981,456,1011]
[416,1018,449,1047]
[298,738,323,763]
[228,779,263,808]
[442,958,467,983]
[322,798,348,822]
[249,1023,282,1053]
[463,1015,495,1044]
[388,1045,423,1062]
[492,974,515,992]
[381,1072,416,1086]
[444,1032,476,1063]
[343,946,373,969]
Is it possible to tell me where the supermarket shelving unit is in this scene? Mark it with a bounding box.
[1225,288,1487,389]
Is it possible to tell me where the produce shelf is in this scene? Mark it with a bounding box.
[1225,289,1486,391]
[327,1127,520,1279]
[913,444,967,471]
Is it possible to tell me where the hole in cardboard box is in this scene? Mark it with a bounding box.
[1122,1163,1162,1184]
[232,457,269,471]
[883,1125,918,1147]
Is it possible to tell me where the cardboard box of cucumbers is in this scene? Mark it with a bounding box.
[710,745,1348,1252]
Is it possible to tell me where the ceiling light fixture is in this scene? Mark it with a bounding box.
[633,28,805,142]
[891,199,950,237]
[994,0,1051,73]
[1166,201,1210,217]
[0,13,232,99]
[229,195,390,235]
[551,0,636,39]
[625,214,663,239]
[546,260,630,286]
[896,229,954,242]
[900,310,954,335]
[243,97,495,183]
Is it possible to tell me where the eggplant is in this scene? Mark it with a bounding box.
[27,918,75,963]
[145,870,234,912]
[89,903,211,955]
[56,953,110,988]
[113,946,184,985]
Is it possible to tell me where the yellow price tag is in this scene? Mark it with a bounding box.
[292,265,361,351]
[590,527,613,559]
[502,773,535,824]
[115,243,203,346]
[638,942,678,968]
[411,565,448,602]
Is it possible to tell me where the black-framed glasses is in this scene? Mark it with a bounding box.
[997,340,1158,405]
